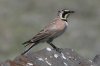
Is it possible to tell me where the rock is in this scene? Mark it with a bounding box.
[0,48,95,66]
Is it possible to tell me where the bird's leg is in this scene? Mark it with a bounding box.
[49,42,62,53]
[49,42,58,49]
[47,39,62,53]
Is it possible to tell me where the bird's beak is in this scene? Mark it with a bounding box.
[66,11,75,19]
[69,11,75,13]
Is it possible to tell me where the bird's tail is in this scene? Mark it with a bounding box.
[21,43,38,55]
[22,40,33,47]
[22,39,39,55]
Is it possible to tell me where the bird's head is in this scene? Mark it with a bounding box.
[58,9,75,21]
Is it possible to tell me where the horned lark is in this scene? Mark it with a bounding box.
[22,9,74,55]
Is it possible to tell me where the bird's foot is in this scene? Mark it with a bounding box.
[55,48,62,53]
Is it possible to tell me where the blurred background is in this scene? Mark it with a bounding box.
[0,0,100,61]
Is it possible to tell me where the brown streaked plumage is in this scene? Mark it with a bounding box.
[21,9,74,55]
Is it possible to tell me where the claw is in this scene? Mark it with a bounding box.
[55,48,62,53]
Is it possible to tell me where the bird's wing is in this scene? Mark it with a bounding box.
[23,18,58,45]
[23,29,54,45]
[31,29,52,42]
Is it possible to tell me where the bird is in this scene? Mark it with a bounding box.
[21,9,74,55]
